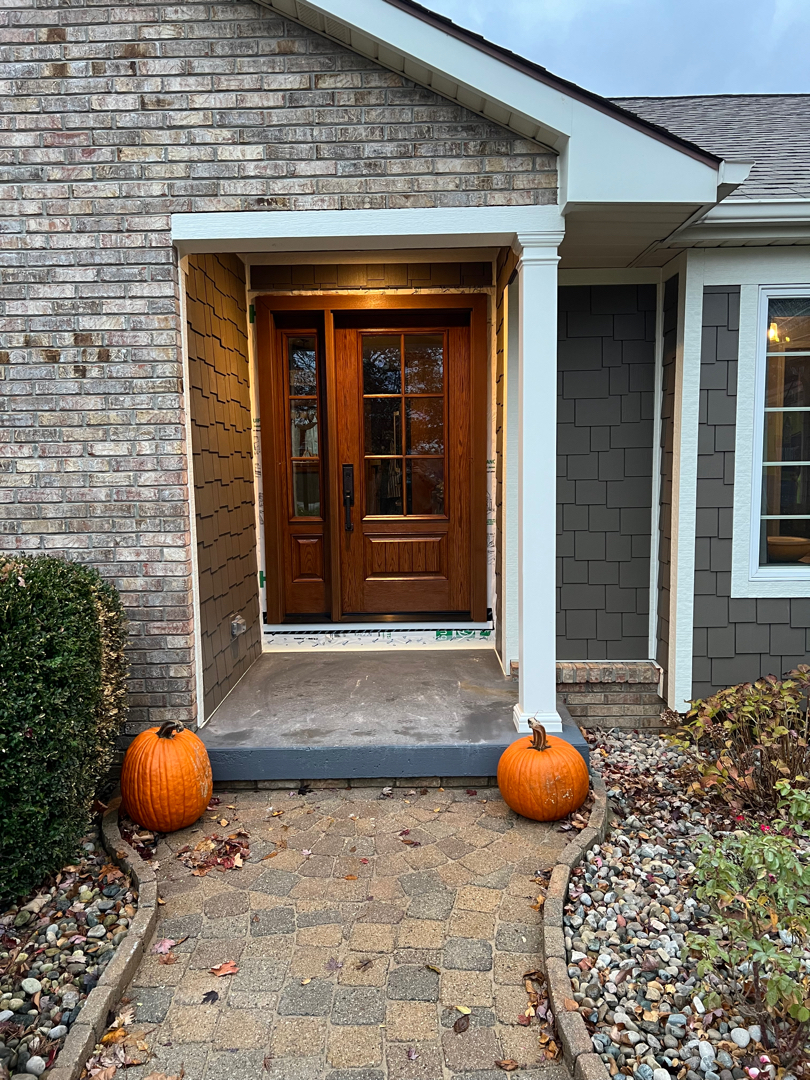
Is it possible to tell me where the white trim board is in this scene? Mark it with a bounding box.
[702,248,810,286]
[172,205,565,255]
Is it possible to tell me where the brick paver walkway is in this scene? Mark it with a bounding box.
[119,782,570,1080]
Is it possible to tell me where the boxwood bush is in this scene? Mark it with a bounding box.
[0,556,127,903]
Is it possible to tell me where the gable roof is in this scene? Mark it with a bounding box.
[379,0,721,167]
[613,95,810,201]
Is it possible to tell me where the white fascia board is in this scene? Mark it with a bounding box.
[673,200,810,244]
[171,204,565,255]
[258,0,722,210]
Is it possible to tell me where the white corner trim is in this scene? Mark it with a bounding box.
[669,251,704,711]
[172,205,565,255]
[732,283,810,598]
[177,257,207,729]
[503,279,520,671]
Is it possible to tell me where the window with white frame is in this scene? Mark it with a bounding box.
[758,293,810,566]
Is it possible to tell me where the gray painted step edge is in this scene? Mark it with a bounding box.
[207,714,590,781]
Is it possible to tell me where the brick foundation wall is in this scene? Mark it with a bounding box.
[555,661,666,729]
[186,253,260,720]
[0,1,557,735]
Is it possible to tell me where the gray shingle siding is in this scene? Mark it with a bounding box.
[692,286,810,699]
[557,284,656,660]
[656,275,679,696]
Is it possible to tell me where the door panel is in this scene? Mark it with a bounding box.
[335,324,472,616]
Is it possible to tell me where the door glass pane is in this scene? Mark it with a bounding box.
[405,334,443,393]
[363,335,401,394]
[288,336,317,395]
[290,401,318,457]
[292,460,320,517]
[365,458,403,515]
[762,464,810,516]
[766,297,810,353]
[406,459,444,515]
[406,398,443,455]
[762,518,810,564]
[364,398,402,456]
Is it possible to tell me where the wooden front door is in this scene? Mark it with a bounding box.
[258,296,487,623]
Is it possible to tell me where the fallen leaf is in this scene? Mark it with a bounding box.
[325,957,343,972]
[114,1005,136,1027]
[349,846,356,852]
[400,838,421,847]
[455,1006,471,1015]
[158,952,177,965]
[360,858,369,864]
[101,1028,130,1045]
[496,1060,520,1072]
[406,1047,419,1060]
[209,960,239,977]
[454,1014,470,1034]
[263,1054,273,1071]
[355,958,374,972]
[466,789,478,796]
[563,998,579,1012]
[425,964,441,974]
[219,818,229,827]
[262,851,278,860]
[153,938,176,954]
[301,978,312,985]
[344,874,358,880]
[517,1013,532,1026]
[202,991,219,1005]
[157,897,166,905]
[399,829,410,836]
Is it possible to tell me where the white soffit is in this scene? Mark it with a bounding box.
[254,0,724,209]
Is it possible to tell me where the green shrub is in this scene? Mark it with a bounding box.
[671,668,810,809]
[0,556,127,903]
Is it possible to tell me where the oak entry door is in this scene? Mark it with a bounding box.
[257,295,487,624]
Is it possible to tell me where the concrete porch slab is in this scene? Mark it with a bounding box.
[200,649,588,780]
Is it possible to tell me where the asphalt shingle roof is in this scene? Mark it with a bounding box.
[612,95,810,200]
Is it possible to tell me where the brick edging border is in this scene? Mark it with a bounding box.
[542,773,611,1080]
[45,802,158,1080]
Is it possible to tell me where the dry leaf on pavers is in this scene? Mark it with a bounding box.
[453,1014,470,1034]
[344,874,358,880]
[261,851,278,860]
[324,957,343,972]
[466,789,478,796]
[153,936,186,955]
[455,1007,471,1015]
[355,958,374,972]
[495,1060,520,1071]
[158,953,177,966]
[425,964,441,974]
[517,1014,532,1027]
[406,1048,419,1060]
[202,991,219,1004]
[113,1005,136,1028]
[209,960,239,976]
[380,787,393,798]
[175,831,250,875]
[263,1054,274,1071]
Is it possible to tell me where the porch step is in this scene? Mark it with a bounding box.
[205,713,589,781]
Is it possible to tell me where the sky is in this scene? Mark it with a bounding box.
[420,0,810,97]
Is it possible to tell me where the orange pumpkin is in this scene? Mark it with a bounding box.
[121,720,213,833]
[497,720,589,821]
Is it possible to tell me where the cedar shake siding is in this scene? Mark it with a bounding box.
[556,285,657,661]
[692,286,810,698]
[656,274,679,697]
[186,254,260,720]
[0,2,557,734]
[250,263,494,291]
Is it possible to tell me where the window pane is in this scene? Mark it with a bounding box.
[405,334,443,393]
[363,335,401,394]
[406,398,444,455]
[364,398,402,456]
[762,519,810,565]
[288,336,317,395]
[292,461,320,517]
[766,355,810,408]
[290,401,318,457]
[762,464,810,516]
[406,459,444,515]
[766,297,810,353]
[365,458,403,515]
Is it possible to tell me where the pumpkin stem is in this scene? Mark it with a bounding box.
[528,718,549,751]
[157,720,185,739]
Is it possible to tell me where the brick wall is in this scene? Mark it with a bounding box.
[656,274,679,697]
[692,285,810,697]
[186,253,260,719]
[0,1,556,733]
[556,284,657,660]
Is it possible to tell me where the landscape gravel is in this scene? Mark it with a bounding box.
[0,826,136,1077]
[564,729,810,1080]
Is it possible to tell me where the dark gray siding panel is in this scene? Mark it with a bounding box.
[656,275,679,698]
[692,285,810,698]
[557,284,656,660]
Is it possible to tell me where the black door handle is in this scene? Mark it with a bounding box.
[342,464,354,532]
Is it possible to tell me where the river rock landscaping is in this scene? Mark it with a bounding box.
[566,728,810,1080]
[0,824,137,1078]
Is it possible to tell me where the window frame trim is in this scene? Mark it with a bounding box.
[732,283,810,597]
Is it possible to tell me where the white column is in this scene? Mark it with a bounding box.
[514,231,565,733]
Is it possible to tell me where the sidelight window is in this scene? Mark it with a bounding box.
[285,334,322,518]
[362,332,446,517]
